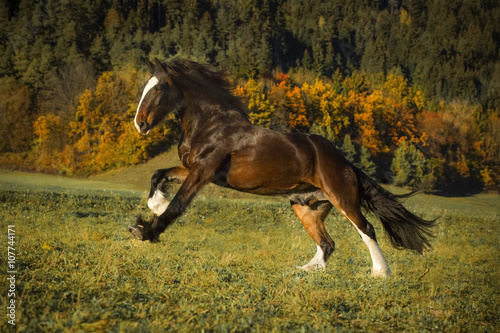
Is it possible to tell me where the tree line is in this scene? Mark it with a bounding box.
[0,0,498,193]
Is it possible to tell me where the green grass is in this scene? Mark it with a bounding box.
[0,171,499,332]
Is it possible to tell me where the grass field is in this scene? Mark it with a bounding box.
[0,168,499,332]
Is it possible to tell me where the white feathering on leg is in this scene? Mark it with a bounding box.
[299,245,326,270]
[147,190,170,216]
[353,225,391,278]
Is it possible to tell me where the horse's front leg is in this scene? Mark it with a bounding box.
[129,163,213,242]
[147,166,189,215]
[128,166,189,242]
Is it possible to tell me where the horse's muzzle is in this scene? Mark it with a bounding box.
[137,121,151,135]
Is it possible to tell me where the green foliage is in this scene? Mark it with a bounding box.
[309,124,336,144]
[2,0,498,105]
[338,135,376,177]
[359,146,377,177]
[340,134,357,164]
[391,140,431,189]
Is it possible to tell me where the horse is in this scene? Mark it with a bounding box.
[129,58,435,278]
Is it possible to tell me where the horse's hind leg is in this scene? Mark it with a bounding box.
[320,170,391,277]
[291,200,334,270]
[343,208,391,277]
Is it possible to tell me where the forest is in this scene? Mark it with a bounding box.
[0,0,498,193]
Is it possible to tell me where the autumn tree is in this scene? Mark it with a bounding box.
[0,80,33,153]
[234,79,274,128]
[33,114,65,171]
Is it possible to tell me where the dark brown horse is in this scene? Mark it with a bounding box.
[129,58,435,277]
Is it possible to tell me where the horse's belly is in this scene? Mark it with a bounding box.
[224,154,304,194]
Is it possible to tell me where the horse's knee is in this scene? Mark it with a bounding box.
[151,168,168,186]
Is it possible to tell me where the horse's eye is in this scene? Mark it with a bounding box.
[155,85,162,92]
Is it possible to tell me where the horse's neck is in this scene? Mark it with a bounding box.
[178,103,205,137]
[178,99,244,135]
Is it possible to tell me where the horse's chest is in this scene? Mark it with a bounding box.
[178,136,192,168]
[178,145,191,168]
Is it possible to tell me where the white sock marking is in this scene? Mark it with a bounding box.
[300,245,326,270]
[147,189,170,216]
[353,224,391,278]
[134,76,159,133]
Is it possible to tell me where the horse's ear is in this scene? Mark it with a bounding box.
[146,59,155,75]
[154,58,166,73]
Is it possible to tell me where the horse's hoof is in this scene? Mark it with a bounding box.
[128,225,144,241]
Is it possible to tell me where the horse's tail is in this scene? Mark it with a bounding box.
[354,167,436,254]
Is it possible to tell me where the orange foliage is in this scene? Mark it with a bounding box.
[33,113,65,170]
[287,86,309,129]
[23,68,497,188]
[275,72,289,83]
[345,90,384,153]
[31,69,172,175]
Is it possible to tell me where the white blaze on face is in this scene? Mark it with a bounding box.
[134,76,159,133]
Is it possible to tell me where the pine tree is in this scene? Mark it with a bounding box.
[360,146,377,177]
[391,139,431,188]
[391,140,412,186]
[301,49,312,70]
[341,134,357,164]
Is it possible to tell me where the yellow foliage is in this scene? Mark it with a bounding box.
[301,79,348,136]
[33,114,63,145]
[480,167,494,188]
[412,90,425,111]
[400,9,412,25]
[236,79,274,127]
[384,74,411,108]
[27,67,491,184]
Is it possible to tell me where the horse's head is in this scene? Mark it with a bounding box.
[134,59,184,135]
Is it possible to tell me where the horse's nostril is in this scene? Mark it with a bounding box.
[138,121,149,131]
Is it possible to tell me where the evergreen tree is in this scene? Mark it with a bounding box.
[301,49,312,70]
[391,140,412,186]
[391,139,431,188]
[340,134,357,164]
[360,146,377,177]
[0,0,498,187]
[309,124,336,144]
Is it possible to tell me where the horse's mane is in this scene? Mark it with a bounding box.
[163,59,248,119]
